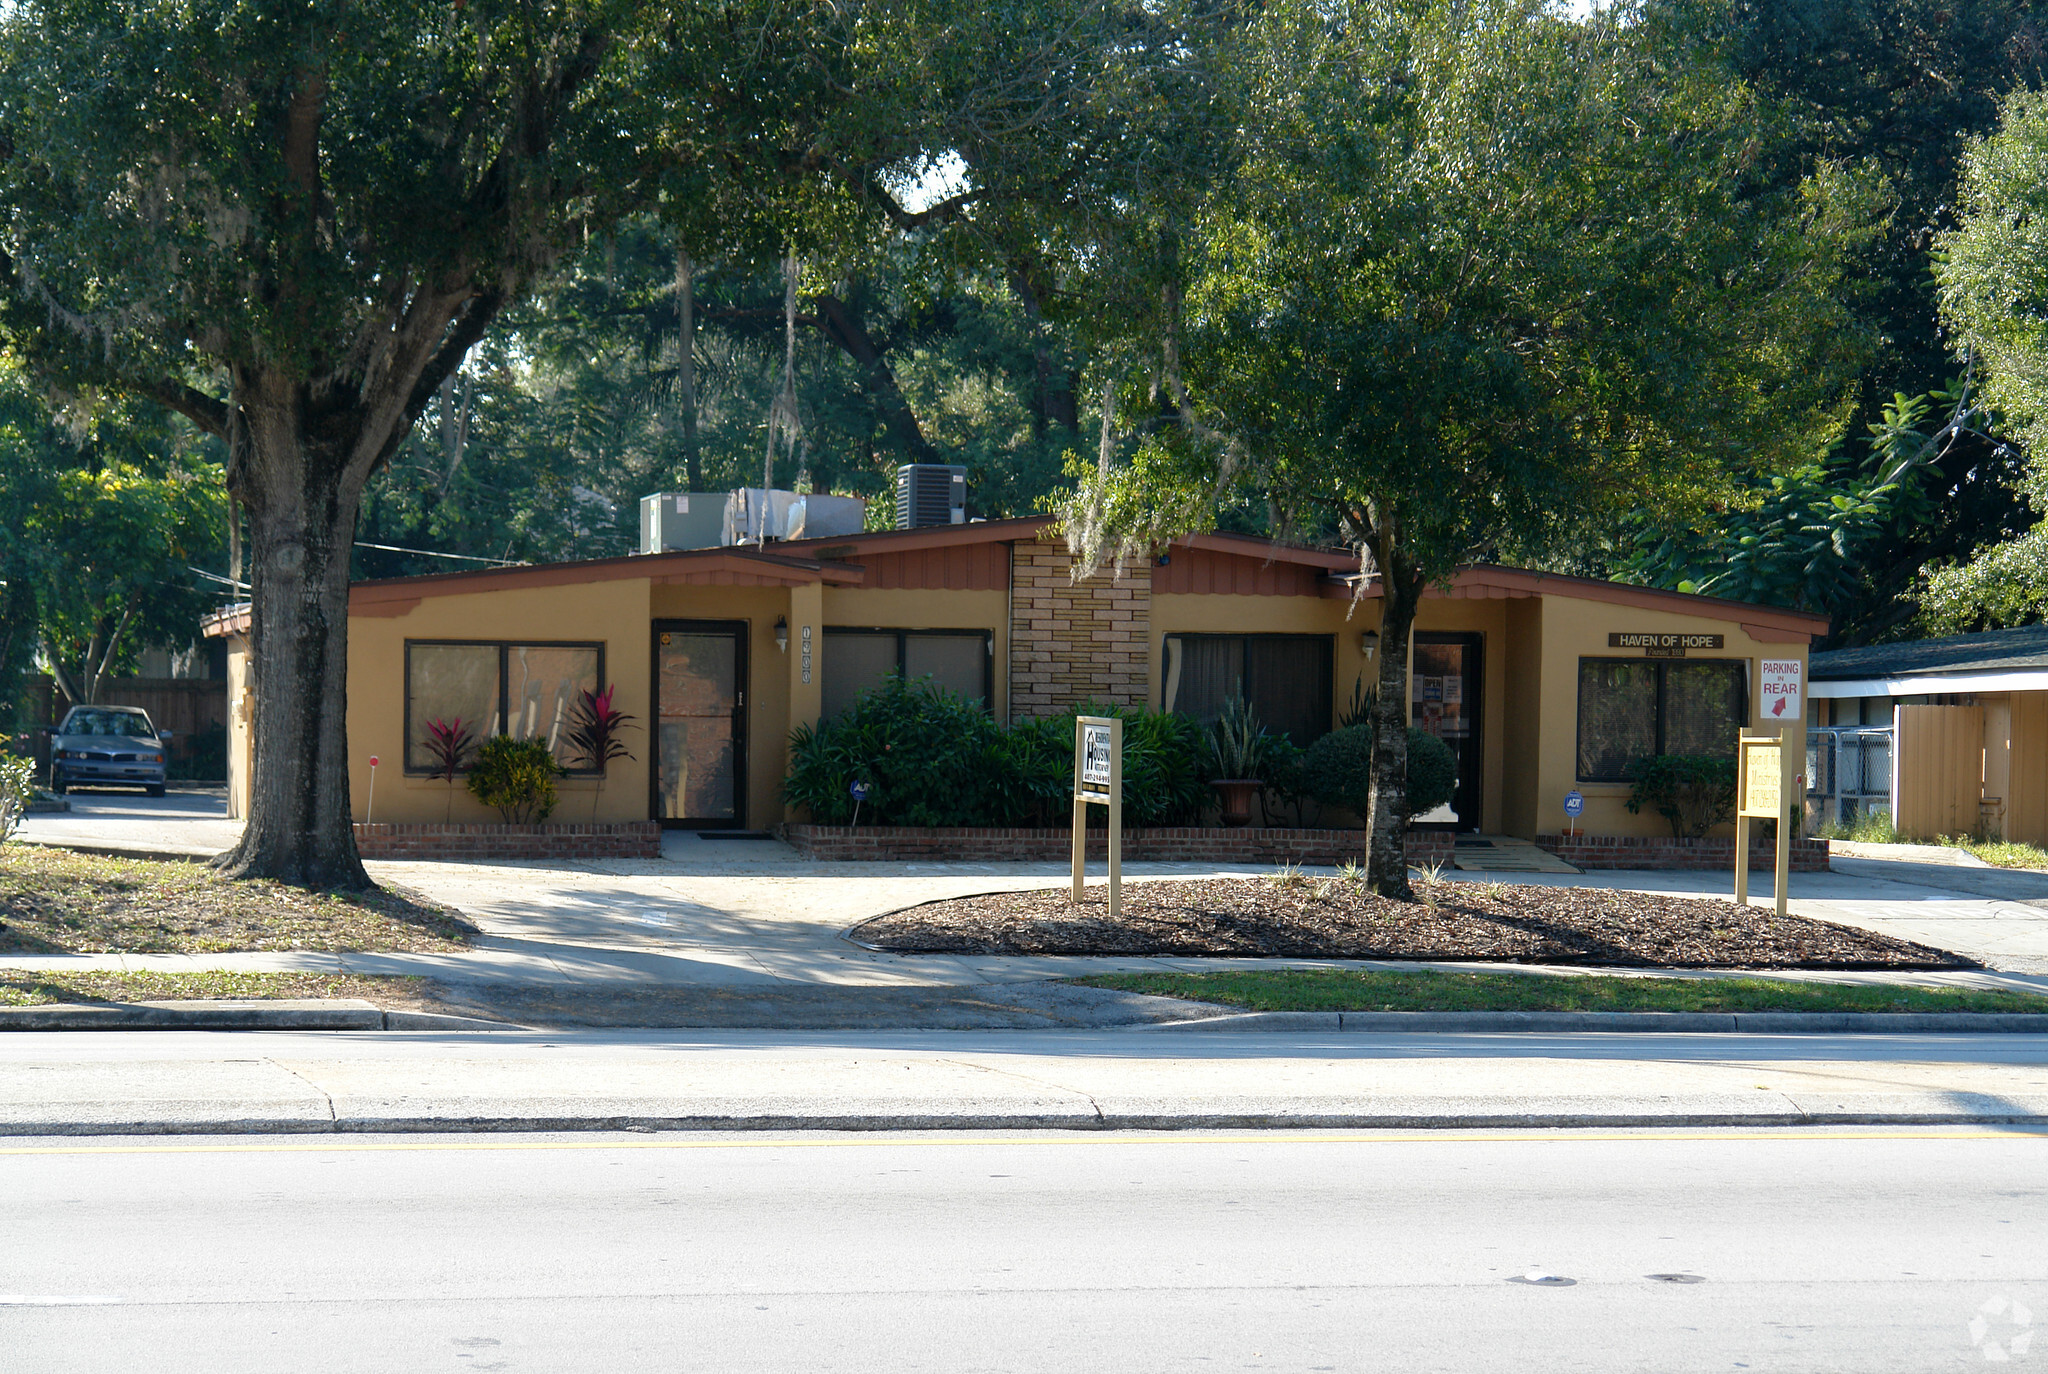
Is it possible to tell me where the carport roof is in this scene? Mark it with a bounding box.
[1811,624,2048,681]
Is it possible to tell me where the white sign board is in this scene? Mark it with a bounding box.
[1081,723,1113,790]
[1759,658,1804,722]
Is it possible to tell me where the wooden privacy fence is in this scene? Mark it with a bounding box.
[1892,704,1983,840]
[9,674,228,779]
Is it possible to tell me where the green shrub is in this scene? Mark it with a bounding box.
[1299,725,1456,822]
[465,736,561,824]
[1623,754,1736,838]
[0,751,34,842]
[782,683,1209,828]
[1010,702,1210,826]
[783,674,1010,826]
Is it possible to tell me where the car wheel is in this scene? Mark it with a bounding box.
[50,774,66,795]
[145,783,165,797]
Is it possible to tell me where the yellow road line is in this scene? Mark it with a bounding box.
[2,1128,2044,1157]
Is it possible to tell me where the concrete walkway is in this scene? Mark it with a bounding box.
[10,795,2048,992]
[4,1026,2047,1133]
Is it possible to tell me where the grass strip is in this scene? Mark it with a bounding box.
[1948,837,2048,871]
[0,845,474,954]
[0,971,428,1007]
[1074,968,2048,1014]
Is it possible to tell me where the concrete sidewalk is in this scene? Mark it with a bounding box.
[3,1026,2045,1135]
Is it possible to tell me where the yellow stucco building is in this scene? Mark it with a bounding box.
[208,517,1824,839]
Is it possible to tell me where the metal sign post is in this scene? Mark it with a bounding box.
[1072,715,1122,919]
[1562,789,1584,839]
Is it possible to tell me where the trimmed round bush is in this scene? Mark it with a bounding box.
[466,735,561,824]
[1300,724,1458,821]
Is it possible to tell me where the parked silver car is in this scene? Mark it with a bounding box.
[50,705,171,796]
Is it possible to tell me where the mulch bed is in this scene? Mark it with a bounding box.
[851,877,1976,970]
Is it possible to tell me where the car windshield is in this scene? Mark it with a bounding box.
[62,710,157,739]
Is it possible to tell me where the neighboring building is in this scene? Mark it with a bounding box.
[1810,625,2048,845]
[206,516,1824,838]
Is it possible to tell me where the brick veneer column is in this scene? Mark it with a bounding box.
[1008,541,1150,719]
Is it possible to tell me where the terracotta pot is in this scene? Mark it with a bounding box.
[1210,778,1261,828]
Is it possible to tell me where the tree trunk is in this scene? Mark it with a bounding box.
[1365,523,1425,899]
[213,379,373,890]
[676,248,700,490]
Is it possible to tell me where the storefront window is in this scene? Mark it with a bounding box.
[1576,657,1746,781]
[1163,634,1334,745]
[405,641,603,773]
[821,629,991,719]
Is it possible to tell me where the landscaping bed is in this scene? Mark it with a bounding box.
[1074,969,2043,1014]
[0,970,436,1007]
[0,847,476,953]
[853,875,1974,969]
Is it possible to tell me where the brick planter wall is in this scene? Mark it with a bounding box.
[353,821,661,862]
[1535,833,1830,872]
[779,824,1453,867]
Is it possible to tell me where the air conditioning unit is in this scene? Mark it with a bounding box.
[895,464,967,529]
[638,492,727,554]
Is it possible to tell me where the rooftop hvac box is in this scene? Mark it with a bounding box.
[895,463,967,529]
[638,492,727,554]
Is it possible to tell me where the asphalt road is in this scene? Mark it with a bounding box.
[2,1126,2042,1372]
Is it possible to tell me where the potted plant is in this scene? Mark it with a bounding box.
[1205,697,1274,827]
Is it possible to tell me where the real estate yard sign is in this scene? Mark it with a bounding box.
[1734,705,1803,918]
[1072,715,1122,919]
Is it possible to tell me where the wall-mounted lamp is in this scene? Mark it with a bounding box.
[774,616,789,654]
[1360,630,1380,659]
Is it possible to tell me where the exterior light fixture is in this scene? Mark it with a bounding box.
[1360,630,1380,659]
[774,616,789,654]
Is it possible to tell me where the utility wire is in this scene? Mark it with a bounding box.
[353,541,524,567]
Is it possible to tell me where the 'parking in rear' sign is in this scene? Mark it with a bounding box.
[1759,658,1804,721]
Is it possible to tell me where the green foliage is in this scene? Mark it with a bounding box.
[465,737,561,825]
[1623,755,1737,839]
[1300,726,1455,823]
[782,682,1208,828]
[1617,386,1976,613]
[1940,89,2048,512]
[0,751,34,842]
[1919,526,2048,634]
[0,366,226,705]
[782,675,1010,827]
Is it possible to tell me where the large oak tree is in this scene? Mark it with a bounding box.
[0,0,1112,886]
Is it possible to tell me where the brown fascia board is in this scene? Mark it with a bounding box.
[1319,564,1829,640]
[1168,530,1363,571]
[348,546,866,609]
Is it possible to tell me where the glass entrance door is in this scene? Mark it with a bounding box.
[1411,632,1483,831]
[652,622,747,827]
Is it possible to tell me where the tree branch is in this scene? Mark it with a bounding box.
[131,379,230,439]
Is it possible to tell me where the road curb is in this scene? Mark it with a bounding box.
[4,1109,2047,1137]
[9,836,217,863]
[0,1004,519,1032]
[1147,1010,2048,1033]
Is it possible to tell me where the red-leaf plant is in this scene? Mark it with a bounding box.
[422,717,475,821]
[566,685,638,819]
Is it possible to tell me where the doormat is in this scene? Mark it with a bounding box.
[1453,838,1494,848]
[695,831,779,840]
